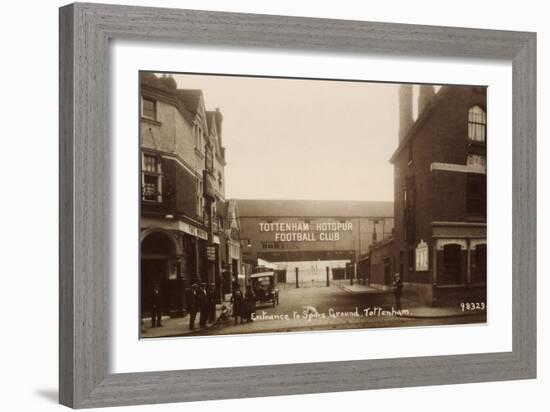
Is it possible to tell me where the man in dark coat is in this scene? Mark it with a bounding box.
[198,282,209,328]
[187,283,200,330]
[150,284,162,328]
[230,286,245,325]
[244,284,256,322]
[392,273,403,311]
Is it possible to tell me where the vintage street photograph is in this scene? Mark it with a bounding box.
[139,71,487,338]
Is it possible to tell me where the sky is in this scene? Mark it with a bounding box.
[170,73,427,202]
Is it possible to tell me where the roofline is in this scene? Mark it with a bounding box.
[233,199,394,219]
[389,86,452,164]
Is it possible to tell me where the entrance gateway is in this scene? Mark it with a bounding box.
[236,199,394,285]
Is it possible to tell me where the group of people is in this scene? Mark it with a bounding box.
[187,282,217,330]
[230,284,256,325]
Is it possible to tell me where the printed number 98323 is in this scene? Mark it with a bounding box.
[460,302,485,311]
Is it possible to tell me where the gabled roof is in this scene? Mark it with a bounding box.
[235,199,393,218]
[206,111,217,134]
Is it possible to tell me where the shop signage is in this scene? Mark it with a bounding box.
[177,221,208,240]
[206,245,216,261]
[258,220,353,242]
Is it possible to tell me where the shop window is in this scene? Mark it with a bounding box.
[468,105,486,142]
[473,244,487,280]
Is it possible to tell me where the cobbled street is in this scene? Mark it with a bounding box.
[198,284,486,336]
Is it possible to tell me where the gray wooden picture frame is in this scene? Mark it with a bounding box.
[59,2,536,409]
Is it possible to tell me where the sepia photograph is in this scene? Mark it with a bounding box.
[139,71,487,338]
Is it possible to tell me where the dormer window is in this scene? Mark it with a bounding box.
[468,105,486,142]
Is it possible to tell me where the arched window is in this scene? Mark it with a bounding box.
[468,105,486,142]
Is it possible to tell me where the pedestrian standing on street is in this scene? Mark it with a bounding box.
[392,273,403,311]
[244,284,256,322]
[207,283,217,324]
[150,284,162,328]
[187,283,199,330]
[219,304,229,321]
[230,286,245,325]
[199,282,209,328]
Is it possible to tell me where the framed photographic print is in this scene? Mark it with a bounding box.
[59,2,536,408]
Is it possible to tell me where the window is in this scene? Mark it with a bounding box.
[141,153,162,202]
[468,105,486,142]
[141,97,157,120]
[467,174,487,217]
[473,244,487,281]
[194,126,204,151]
[467,154,486,172]
[143,154,158,173]
[408,142,413,164]
[196,179,203,217]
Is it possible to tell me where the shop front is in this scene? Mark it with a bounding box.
[140,218,217,319]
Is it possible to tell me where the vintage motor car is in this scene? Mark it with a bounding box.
[249,271,279,308]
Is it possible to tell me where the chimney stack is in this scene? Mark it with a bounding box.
[418,85,435,118]
[214,107,223,138]
[398,84,414,143]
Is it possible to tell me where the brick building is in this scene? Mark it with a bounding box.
[139,73,242,320]
[372,84,487,306]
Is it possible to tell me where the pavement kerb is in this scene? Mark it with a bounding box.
[396,310,486,319]
[334,283,486,319]
[178,302,231,336]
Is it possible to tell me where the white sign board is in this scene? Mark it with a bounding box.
[415,239,429,271]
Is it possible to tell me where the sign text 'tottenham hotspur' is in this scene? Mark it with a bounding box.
[258,221,353,242]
